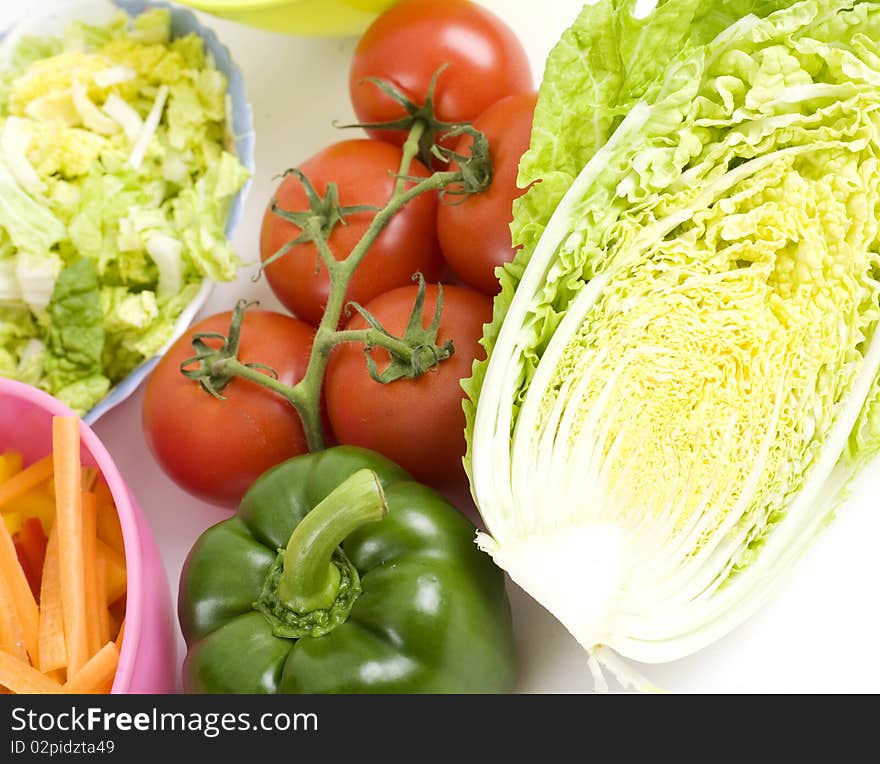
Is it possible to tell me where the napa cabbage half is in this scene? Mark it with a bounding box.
[465,0,880,667]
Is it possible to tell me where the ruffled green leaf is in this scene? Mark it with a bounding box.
[465,0,880,666]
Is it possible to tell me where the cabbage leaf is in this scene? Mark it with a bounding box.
[466,0,880,668]
[0,8,249,414]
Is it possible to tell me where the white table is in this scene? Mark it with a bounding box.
[8,0,880,693]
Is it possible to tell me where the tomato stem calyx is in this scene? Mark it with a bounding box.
[344,273,454,384]
[259,169,379,277]
[340,66,493,190]
[180,300,279,399]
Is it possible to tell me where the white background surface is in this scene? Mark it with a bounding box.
[7,0,880,693]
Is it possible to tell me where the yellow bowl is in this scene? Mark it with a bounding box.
[176,0,398,37]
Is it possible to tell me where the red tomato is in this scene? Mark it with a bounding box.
[350,0,533,148]
[437,92,537,294]
[325,283,492,485]
[260,139,442,326]
[143,311,313,508]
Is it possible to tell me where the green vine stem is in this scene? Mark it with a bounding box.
[181,70,492,452]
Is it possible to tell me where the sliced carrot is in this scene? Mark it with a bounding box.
[93,479,113,506]
[0,573,28,662]
[98,541,127,604]
[0,435,127,695]
[0,649,62,694]
[94,485,124,554]
[52,417,88,676]
[0,455,53,511]
[81,467,99,493]
[38,529,66,673]
[81,492,101,657]
[14,540,39,601]
[95,558,111,646]
[97,538,125,570]
[16,518,47,600]
[64,641,118,694]
[0,501,39,665]
[17,518,47,572]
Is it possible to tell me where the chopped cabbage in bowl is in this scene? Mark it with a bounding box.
[0,3,252,416]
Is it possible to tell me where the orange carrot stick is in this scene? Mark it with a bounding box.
[81,467,99,493]
[94,490,124,554]
[0,574,28,662]
[53,417,88,675]
[94,558,111,647]
[44,668,65,684]
[0,455,53,512]
[38,529,66,673]
[115,618,125,650]
[81,492,101,657]
[0,649,62,693]
[97,541,126,604]
[63,641,118,694]
[0,502,39,665]
[96,538,125,570]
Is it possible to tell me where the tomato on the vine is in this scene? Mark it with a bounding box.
[143,310,314,508]
[349,0,533,148]
[260,139,442,326]
[325,283,493,485]
[438,91,537,295]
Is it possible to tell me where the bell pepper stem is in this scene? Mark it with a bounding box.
[277,469,387,614]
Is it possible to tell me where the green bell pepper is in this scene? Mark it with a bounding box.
[178,446,517,693]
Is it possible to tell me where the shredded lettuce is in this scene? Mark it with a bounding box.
[0,8,249,413]
[465,0,880,674]
[0,156,65,254]
[44,258,109,411]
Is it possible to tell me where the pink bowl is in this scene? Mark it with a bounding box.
[0,378,175,693]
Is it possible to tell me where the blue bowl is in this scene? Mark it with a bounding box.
[0,0,256,425]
